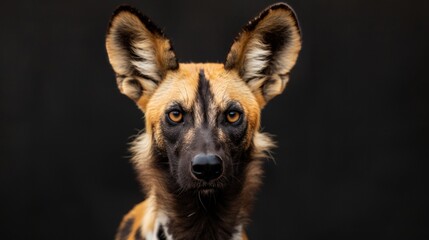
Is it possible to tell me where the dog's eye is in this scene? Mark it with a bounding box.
[226,111,241,123]
[168,110,183,123]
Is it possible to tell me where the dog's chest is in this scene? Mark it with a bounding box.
[138,214,245,240]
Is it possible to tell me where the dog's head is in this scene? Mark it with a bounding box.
[106,3,301,194]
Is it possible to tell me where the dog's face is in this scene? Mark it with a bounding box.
[106,4,301,193]
[144,64,260,192]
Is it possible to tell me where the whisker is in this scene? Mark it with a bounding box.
[198,191,207,211]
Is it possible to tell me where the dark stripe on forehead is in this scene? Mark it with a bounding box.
[197,69,213,125]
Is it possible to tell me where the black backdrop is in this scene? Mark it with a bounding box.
[1,0,428,239]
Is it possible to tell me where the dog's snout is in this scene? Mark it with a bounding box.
[191,154,223,182]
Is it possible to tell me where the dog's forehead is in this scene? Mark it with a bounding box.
[145,63,259,124]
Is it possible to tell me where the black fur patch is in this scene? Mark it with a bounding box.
[157,225,167,240]
[220,101,247,146]
[197,69,213,124]
[116,218,134,240]
[261,24,290,75]
[134,226,145,240]
[162,102,189,143]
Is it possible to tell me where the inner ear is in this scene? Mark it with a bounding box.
[224,3,302,106]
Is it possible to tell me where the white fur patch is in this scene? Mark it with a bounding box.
[231,225,244,240]
[143,212,173,240]
[132,41,161,82]
[243,40,271,81]
[156,212,173,240]
[138,196,157,239]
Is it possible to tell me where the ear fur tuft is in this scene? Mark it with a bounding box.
[225,3,302,106]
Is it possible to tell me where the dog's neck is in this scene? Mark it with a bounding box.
[152,210,244,240]
[153,192,247,240]
[153,177,250,240]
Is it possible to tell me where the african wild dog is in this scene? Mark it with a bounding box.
[106,2,301,240]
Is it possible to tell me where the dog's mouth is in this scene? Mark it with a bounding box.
[198,186,224,197]
[193,184,221,195]
[199,187,216,195]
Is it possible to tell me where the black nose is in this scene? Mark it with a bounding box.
[191,154,223,182]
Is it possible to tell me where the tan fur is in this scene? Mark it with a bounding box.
[115,199,152,240]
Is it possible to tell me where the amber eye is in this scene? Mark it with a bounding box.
[226,111,241,123]
[168,110,183,123]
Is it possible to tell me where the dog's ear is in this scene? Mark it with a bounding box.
[106,6,178,110]
[225,3,302,107]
